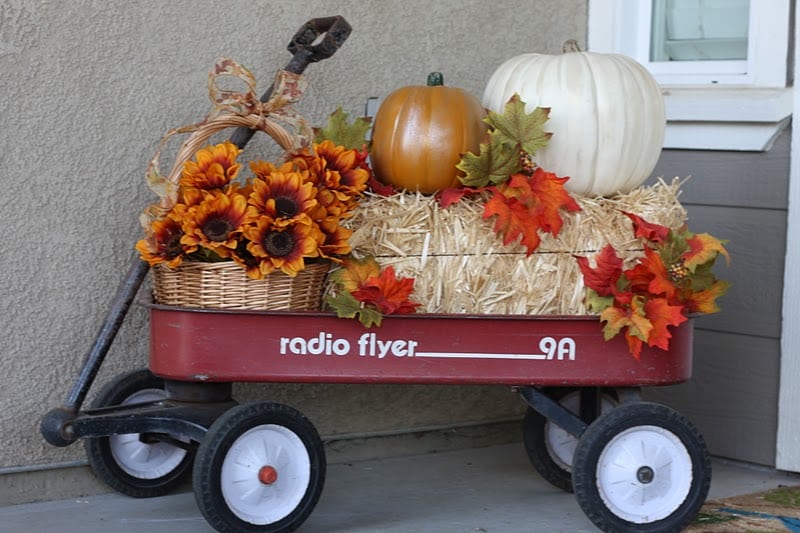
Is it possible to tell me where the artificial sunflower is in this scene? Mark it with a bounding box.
[313,139,370,198]
[247,168,317,222]
[180,141,242,190]
[179,189,248,258]
[243,216,323,277]
[135,216,185,268]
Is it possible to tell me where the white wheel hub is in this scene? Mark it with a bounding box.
[546,393,616,471]
[110,388,188,479]
[221,424,310,525]
[596,425,693,523]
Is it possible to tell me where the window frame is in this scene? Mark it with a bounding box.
[588,0,793,151]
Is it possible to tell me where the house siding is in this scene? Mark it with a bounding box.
[644,127,791,466]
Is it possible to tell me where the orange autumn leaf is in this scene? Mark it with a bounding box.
[682,233,730,272]
[683,279,731,314]
[626,247,677,300]
[483,169,581,255]
[351,265,421,315]
[336,255,381,292]
[643,297,688,351]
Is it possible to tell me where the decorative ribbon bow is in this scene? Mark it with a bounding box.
[141,58,311,230]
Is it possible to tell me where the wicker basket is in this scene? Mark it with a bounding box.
[152,261,330,311]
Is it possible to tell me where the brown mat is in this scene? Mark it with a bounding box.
[686,485,800,532]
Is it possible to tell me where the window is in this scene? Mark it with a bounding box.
[588,0,793,150]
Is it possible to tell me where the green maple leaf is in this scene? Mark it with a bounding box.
[486,94,552,156]
[584,288,615,314]
[325,291,383,327]
[315,107,372,150]
[457,130,522,187]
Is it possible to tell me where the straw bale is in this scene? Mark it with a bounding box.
[337,178,687,315]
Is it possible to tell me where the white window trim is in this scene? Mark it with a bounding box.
[588,0,793,151]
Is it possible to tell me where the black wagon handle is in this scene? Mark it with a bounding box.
[40,16,352,447]
[229,15,352,148]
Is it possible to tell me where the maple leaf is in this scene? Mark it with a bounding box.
[623,211,671,244]
[314,107,372,150]
[683,279,730,314]
[330,255,381,293]
[484,169,581,255]
[682,232,730,272]
[368,174,398,196]
[457,130,522,188]
[576,245,623,297]
[351,266,421,315]
[437,186,485,208]
[486,94,552,156]
[625,247,677,300]
[483,189,542,252]
[325,290,384,327]
[643,297,688,351]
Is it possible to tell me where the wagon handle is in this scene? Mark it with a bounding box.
[40,16,352,447]
[229,15,352,148]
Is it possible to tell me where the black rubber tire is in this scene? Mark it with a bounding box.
[83,368,193,498]
[572,402,711,533]
[522,388,617,493]
[193,401,326,532]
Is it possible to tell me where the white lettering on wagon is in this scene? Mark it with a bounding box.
[279,333,576,361]
[279,332,418,358]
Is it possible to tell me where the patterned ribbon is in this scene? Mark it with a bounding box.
[141,58,311,230]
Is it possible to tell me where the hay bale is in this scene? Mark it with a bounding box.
[339,178,687,315]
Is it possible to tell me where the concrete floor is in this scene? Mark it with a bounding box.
[2,443,799,533]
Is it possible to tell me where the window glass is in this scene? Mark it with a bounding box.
[650,0,749,62]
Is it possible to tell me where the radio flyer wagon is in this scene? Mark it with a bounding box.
[41,264,710,532]
[40,15,711,533]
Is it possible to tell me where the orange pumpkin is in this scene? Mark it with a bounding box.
[370,73,488,194]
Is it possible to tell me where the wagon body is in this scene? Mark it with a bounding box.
[148,304,694,387]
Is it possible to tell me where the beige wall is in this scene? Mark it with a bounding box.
[0,0,586,502]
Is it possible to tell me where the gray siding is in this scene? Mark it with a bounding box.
[643,127,791,466]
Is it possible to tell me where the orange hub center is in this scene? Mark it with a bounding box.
[258,465,278,485]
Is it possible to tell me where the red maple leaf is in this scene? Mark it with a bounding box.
[368,175,398,197]
[483,169,581,255]
[437,186,486,208]
[623,211,671,244]
[576,244,623,297]
[351,266,421,315]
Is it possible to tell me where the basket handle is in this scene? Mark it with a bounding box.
[141,63,311,228]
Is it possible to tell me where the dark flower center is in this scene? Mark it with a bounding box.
[263,230,295,257]
[275,196,299,218]
[165,232,184,258]
[203,217,233,242]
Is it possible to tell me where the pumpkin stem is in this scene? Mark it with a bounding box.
[562,39,582,53]
[427,72,444,86]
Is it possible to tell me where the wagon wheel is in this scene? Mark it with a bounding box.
[572,402,711,533]
[522,388,617,492]
[84,368,193,498]
[193,401,326,532]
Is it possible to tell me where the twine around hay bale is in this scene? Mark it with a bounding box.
[338,178,687,315]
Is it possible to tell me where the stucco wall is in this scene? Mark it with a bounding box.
[0,0,586,501]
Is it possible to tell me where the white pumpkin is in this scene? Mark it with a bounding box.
[483,41,665,197]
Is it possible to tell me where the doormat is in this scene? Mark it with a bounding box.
[686,485,800,532]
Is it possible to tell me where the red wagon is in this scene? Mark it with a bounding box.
[42,271,711,533]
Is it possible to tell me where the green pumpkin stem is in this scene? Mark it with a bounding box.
[427,72,444,86]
